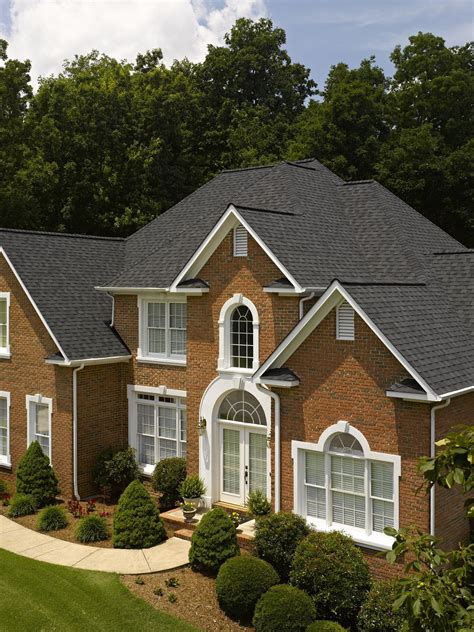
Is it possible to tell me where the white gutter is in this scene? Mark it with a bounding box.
[72,363,85,500]
[429,398,451,535]
[299,292,315,320]
[256,384,281,512]
[45,355,131,367]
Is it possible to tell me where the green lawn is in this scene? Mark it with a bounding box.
[0,549,199,632]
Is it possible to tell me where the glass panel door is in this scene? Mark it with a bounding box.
[221,428,242,503]
[247,432,267,496]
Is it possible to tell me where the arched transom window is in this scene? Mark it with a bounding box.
[230,305,254,369]
[218,390,265,425]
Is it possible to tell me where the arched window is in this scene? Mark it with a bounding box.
[218,390,265,425]
[230,305,253,368]
[218,295,259,372]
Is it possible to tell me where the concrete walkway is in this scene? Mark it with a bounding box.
[0,515,190,574]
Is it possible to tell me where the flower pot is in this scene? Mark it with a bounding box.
[183,497,201,510]
[182,507,197,523]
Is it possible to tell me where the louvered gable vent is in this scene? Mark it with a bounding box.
[233,224,248,257]
[336,301,355,340]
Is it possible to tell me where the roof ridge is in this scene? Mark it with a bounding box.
[220,163,277,174]
[341,179,375,186]
[433,250,473,255]
[0,227,124,242]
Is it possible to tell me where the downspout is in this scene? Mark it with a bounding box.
[429,398,451,535]
[256,384,281,512]
[73,363,85,500]
[299,292,315,320]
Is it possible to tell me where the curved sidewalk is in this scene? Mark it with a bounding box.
[0,515,190,574]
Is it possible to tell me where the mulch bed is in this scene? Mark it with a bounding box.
[122,566,252,632]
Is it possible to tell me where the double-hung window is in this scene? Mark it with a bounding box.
[140,298,187,363]
[0,292,10,357]
[134,393,187,474]
[0,392,10,466]
[26,395,53,461]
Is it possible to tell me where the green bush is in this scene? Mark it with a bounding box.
[16,441,60,506]
[291,531,371,629]
[307,622,347,632]
[253,584,317,632]
[93,447,139,498]
[0,479,7,494]
[37,505,68,532]
[253,511,310,580]
[216,555,279,621]
[151,457,186,511]
[179,475,206,499]
[8,494,37,517]
[113,480,166,549]
[76,514,108,543]
[246,489,272,517]
[189,507,239,574]
[357,581,407,632]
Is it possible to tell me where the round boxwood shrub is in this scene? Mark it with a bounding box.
[152,457,186,511]
[253,584,317,632]
[252,511,310,580]
[357,581,407,632]
[189,507,239,574]
[307,622,347,631]
[37,505,68,532]
[216,555,279,621]
[113,480,166,549]
[8,494,37,517]
[16,441,60,506]
[290,531,371,628]
[93,447,139,499]
[246,489,272,518]
[76,514,108,543]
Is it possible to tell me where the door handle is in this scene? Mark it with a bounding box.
[244,465,249,485]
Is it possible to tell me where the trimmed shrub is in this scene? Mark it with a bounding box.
[16,441,60,506]
[179,475,206,499]
[37,505,68,532]
[93,447,139,498]
[216,555,279,621]
[253,511,310,580]
[113,480,166,549]
[253,584,317,632]
[151,457,186,511]
[0,479,7,494]
[8,494,37,517]
[189,507,239,574]
[246,489,272,518]
[291,531,371,628]
[76,514,108,543]
[307,622,347,632]
[357,581,407,632]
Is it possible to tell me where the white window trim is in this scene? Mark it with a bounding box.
[218,294,260,373]
[26,394,53,464]
[127,384,187,475]
[0,292,11,359]
[137,295,187,365]
[291,421,401,550]
[0,390,11,467]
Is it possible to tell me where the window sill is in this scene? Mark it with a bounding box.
[306,517,395,551]
[0,350,11,360]
[0,460,12,469]
[139,464,154,476]
[217,367,255,376]
[136,355,187,367]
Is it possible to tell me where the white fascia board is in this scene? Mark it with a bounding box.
[254,280,440,402]
[385,390,431,403]
[258,379,300,388]
[45,355,131,367]
[438,385,474,399]
[0,247,69,362]
[173,288,209,295]
[95,286,168,294]
[170,205,304,293]
[263,287,304,296]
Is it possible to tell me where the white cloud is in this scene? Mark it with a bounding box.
[1,0,267,83]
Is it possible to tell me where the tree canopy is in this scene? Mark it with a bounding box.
[0,23,472,245]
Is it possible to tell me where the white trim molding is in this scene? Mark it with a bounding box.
[291,421,401,551]
[218,294,260,373]
[26,394,53,463]
[0,390,11,467]
[137,294,187,365]
[0,292,11,359]
[45,354,131,367]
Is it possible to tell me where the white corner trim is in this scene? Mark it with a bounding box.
[0,248,69,362]
[170,205,303,293]
[0,390,11,466]
[127,384,187,399]
[254,280,440,402]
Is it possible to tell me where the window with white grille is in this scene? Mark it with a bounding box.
[140,298,187,362]
[26,395,53,462]
[336,301,355,340]
[0,293,10,357]
[230,305,254,368]
[0,392,10,466]
[233,225,248,257]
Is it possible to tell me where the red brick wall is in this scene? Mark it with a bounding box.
[0,254,73,496]
[435,392,473,549]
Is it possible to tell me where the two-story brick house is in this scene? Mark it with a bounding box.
[0,159,472,572]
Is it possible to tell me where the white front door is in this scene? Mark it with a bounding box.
[220,424,267,506]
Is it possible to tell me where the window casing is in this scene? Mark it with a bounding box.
[218,295,259,372]
[0,391,10,466]
[230,305,254,369]
[138,297,187,364]
[26,395,53,462]
[0,292,10,358]
[293,423,400,549]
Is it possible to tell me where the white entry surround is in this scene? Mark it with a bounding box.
[199,375,273,508]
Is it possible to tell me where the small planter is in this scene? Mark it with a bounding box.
[183,496,201,510]
[182,506,197,523]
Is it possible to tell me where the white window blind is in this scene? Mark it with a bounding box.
[336,301,355,340]
[371,462,394,532]
[0,295,9,352]
[0,396,9,463]
[233,225,248,257]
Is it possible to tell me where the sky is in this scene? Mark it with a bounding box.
[0,0,472,89]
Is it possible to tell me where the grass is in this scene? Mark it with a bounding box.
[0,549,199,632]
